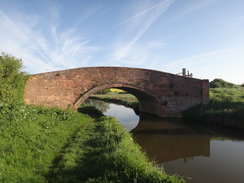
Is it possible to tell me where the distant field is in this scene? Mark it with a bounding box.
[110,88,125,93]
[93,91,137,101]
[90,91,138,109]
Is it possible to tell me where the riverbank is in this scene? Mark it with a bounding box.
[183,80,244,129]
[0,104,184,182]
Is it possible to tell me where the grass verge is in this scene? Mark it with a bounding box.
[183,85,244,129]
[46,115,184,183]
[0,104,93,182]
[0,104,183,182]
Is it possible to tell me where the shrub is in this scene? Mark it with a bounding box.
[95,89,111,94]
[209,78,235,88]
[0,52,28,105]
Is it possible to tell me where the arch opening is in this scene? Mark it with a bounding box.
[73,83,162,117]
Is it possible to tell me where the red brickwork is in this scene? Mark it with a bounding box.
[24,67,209,117]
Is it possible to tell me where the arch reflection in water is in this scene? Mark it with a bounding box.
[85,99,210,164]
[84,99,139,131]
[131,117,210,164]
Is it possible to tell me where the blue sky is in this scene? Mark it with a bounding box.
[0,0,244,84]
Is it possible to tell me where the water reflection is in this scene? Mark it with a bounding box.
[84,99,244,183]
[131,117,210,164]
[85,100,110,113]
[85,99,139,131]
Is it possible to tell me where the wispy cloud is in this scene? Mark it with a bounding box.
[0,4,97,74]
[112,0,175,63]
[169,0,219,21]
[117,0,174,27]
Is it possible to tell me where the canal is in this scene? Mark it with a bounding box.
[85,99,244,183]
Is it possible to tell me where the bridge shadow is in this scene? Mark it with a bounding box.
[131,115,210,163]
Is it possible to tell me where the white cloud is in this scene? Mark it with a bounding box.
[0,7,98,74]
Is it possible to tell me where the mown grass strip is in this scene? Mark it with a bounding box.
[46,115,184,183]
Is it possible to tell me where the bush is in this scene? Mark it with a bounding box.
[95,89,111,94]
[209,78,235,88]
[0,52,28,105]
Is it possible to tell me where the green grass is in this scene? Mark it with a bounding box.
[210,87,244,102]
[183,81,244,129]
[0,104,94,182]
[46,115,184,183]
[92,92,137,101]
[0,104,184,182]
[91,92,138,110]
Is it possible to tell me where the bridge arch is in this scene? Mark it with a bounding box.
[73,83,161,114]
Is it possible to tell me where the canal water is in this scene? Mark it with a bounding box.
[85,99,244,183]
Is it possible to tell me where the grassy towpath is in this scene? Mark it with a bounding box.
[46,112,184,183]
[0,104,184,183]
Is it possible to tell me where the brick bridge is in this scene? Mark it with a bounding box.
[24,67,209,117]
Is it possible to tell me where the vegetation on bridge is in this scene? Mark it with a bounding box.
[0,52,184,182]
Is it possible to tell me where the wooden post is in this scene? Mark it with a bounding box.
[182,68,186,76]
